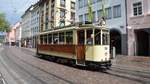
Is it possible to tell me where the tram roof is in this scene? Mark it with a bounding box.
[39,24,109,35]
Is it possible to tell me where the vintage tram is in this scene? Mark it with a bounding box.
[37,24,111,68]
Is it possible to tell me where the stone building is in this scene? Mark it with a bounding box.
[127,0,150,56]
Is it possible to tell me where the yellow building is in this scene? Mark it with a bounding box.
[39,0,75,32]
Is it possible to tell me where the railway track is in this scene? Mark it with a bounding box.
[105,66,150,84]
[2,47,73,84]
[0,72,7,84]
[2,46,150,84]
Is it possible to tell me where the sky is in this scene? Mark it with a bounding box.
[0,0,39,25]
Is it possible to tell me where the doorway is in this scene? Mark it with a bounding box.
[135,29,150,56]
[110,29,122,54]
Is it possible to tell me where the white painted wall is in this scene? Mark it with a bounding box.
[76,0,127,34]
[31,6,39,37]
[21,11,32,39]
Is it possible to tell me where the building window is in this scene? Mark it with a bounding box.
[59,21,65,27]
[71,1,75,9]
[113,5,121,18]
[60,9,65,18]
[84,13,89,21]
[79,15,83,22]
[105,7,112,19]
[84,0,88,6]
[78,0,83,8]
[71,12,75,21]
[97,0,102,2]
[97,9,103,18]
[60,0,65,7]
[133,2,142,16]
[92,0,97,4]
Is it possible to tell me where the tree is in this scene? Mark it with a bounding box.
[87,0,93,22]
[102,3,106,18]
[0,12,10,32]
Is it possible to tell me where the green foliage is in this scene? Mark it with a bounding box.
[102,4,106,17]
[101,1,107,20]
[87,0,93,22]
[0,12,10,32]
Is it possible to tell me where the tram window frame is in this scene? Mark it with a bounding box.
[66,31,73,44]
[40,35,43,44]
[48,34,52,44]
[102,30,109,45]
[95,29,101,45]
[59,32,65,44]
[44,35,48,44]
[53,33,59,44]
[86,29,93,45]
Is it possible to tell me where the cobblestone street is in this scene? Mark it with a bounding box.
[0,46,150,84]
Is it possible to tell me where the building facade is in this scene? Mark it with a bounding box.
[31,2,40,48]
[7,26,16,46]
[21,6,32,47]
[39,0,75,32]
[15,22,22,47]
[76,0,127,55]
[127,0,150,56]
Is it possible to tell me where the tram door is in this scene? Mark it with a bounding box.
[76,30,85,65]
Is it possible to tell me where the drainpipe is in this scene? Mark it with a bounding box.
[125,0,128,55]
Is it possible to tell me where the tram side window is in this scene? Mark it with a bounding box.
[102,33,109,45]
[66,31,73,44]
[40,35,43,44]
[44,35,48,44]
[86,30,93,45]
[95,29,101,45]
[78,30,85,45]
[48,34,52,44]
[59,32,65,44]
[53,34,59,44]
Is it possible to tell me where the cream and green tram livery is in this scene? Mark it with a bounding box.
[37,24,111,68]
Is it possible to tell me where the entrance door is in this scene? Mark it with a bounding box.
[76,30,85,65]
[136,30,149,56]
[110,29,122,54]
[76,45,85,65]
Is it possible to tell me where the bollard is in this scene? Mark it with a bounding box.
[113,47,116,59]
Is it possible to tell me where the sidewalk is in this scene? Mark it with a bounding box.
[20,47,36,53]
[112,55,150,72]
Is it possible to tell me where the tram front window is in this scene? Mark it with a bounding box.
[102,33,109,45]
[95,29,101,45]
